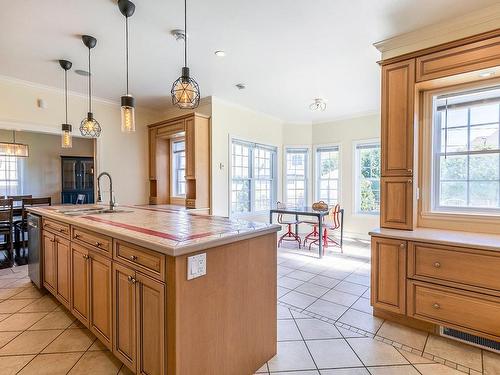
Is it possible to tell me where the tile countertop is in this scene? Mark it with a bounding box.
[28,204,280,257]
[370,227,500,252]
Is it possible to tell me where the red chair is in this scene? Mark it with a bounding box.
[306,204,342,255]
[276,202,302,248]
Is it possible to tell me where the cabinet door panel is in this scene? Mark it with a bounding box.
[381,59,415,177]
[71,245,89,325]
[43,232,57,294]
[371,237,407,314]
[137,273,165,375]
[56,237,71,308]
[113,262,137,372]
[380,176,413,230]
[89,251,112,349]
[185,117,195,179]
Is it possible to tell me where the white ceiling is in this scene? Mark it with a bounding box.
[0,0,498,123]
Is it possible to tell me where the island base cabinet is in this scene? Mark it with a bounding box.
[71,245,89,325]
[56,237,71,308]
[113,263,166,375]
[42,231,57,294]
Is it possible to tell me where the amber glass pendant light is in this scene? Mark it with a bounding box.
[118,0,136,132]
[171,0,200,109]
[59,59,73,148]
[79,35,102,138]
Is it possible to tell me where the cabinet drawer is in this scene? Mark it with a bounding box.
[43,218,70,238]
[114,240,165,281]
[408,281,500,340]
[73,226,111,255]
[408,242,500,292]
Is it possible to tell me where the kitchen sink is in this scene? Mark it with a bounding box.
[57,207,133,216]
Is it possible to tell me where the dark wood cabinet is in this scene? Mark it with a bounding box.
[61,156,95,204]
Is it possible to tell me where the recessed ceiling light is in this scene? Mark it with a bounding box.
[214,50,226,57]
[235,83,246,90]
[75,69,90,76]
[478,71,495,78]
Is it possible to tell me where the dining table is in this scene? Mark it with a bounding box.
[269,206,344,258]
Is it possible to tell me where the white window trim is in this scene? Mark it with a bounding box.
[352,139,380,216]
[313,143,342,206]
[170,138,186,199]
[283,145,311,207]
[228,136,278,218]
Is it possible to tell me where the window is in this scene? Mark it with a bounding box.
[171,140,186,197]
[355,142,380,214]
[315,146,340,206]
[285,148,308,207]
[432,86,500,213]
[231,139,277,214]
[0,156,21,197]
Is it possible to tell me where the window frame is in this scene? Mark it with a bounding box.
[0,155,23,197]
[229,137,278,217]
[353,139,381,215]
[283,146,310,208]
[313,143,341,207]
[170,138,186,199]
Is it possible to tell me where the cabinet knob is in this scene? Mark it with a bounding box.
[130,255,138,261]
[432,303,440,309]
[433,262,441,268]
[407,169,413,174]
[74,234,80,239]
[399,243,405,249]
[127,275,136,284]
[95,242,101,247]
[407,179,413,184]
[59,228,64,232]
[83,254,89,260]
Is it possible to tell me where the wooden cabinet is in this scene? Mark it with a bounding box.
[71,244,89,325]
[371,237,407,314]
[42,231,57,294]
[381,59,415,177]
[56,236,71,308]
[380,177,413,230]
[112,262,166,374]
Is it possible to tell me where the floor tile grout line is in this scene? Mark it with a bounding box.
[289,306,320,372]
[63,350,86,375]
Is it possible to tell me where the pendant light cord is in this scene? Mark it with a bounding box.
[64,69,68,124]
[88,47,92,113]
[184,0,187,67]
[126,15,129,94]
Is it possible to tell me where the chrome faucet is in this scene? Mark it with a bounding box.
[97,172,115,211]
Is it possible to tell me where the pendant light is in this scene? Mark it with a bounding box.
[170,0,200,109]
[79,35,101,138]
[0,131,29,157]
[118,0,136,132]
[59,59,73,148]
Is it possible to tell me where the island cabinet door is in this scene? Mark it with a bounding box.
[113,262,137,373]
[71,244,90,326]
[136,272,166,375]
[42,231,57,294]
[55,236,71,308]
[89,251,112,350]
[371,237,407,315]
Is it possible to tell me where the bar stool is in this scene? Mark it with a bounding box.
[303,201,328,248]
[308,204,342,255]
[276,201,302,248]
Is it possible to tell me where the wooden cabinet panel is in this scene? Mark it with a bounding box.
[148,128,157,180]
[89,251,112,349]
[416,36,500,82]
[43,219,70,238]
[408,242,500,292]
[43,231,57,294]
[185,117,195,179]
[56,237,71,308]
[381,59,415,177]
[73,226,111,255]
[380,176,413,230]
[408,280,500,340]
[114,240,166,281]
[113,262,137,372]
[136,273,166,375]
[71,244,89,325]
[371,237,407,314]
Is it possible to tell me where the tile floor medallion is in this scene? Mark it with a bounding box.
[0,239,499,374]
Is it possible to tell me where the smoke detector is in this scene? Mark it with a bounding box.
[171,29,186,41]
[309,98,327,112]
[235,83,246,90]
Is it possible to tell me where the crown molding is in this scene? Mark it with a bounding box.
[374,4,500,60]
[312,109,380,126]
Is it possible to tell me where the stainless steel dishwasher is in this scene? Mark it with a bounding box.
[27,213,42,289]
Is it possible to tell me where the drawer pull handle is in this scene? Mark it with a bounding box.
[127,275,137,284]
[74,234,80,239]
[130,255,138,261]
[407,169,413,174]
[83,254,89,260]
[432,303,440,310]
[433,262,441,268]
[95,242,101,247]
[407,179,413,184]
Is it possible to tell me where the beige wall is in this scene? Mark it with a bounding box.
[0,130,93,203]
[312,114,380,239]
[0,77,162,205]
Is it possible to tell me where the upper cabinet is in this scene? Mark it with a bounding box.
[381,59,415,177]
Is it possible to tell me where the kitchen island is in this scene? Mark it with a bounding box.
[28,204,280,375]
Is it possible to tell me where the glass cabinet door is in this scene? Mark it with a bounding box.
[62,159,77,190]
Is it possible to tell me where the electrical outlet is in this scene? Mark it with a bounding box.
[187,253,207,280]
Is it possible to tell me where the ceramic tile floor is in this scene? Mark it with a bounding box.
[0,239,499,374]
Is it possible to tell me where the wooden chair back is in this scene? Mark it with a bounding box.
[0,198,13,224]
[21,197,51,220]
[324,204,341,230]
[276,201,287,224]
[7,195,32,204]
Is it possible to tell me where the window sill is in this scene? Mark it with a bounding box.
[421,210,500,224]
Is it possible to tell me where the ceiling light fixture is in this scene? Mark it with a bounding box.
[118,0,136,133]
[170,0,200,109]
[309,98,327,112]
[59,59,73,148]
[214,50,226,57]
[0,130,29,158]
[235,83,246,90]
[79,35,101,138]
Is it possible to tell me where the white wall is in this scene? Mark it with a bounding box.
[0,77,162,205]
[311,114,380,239]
